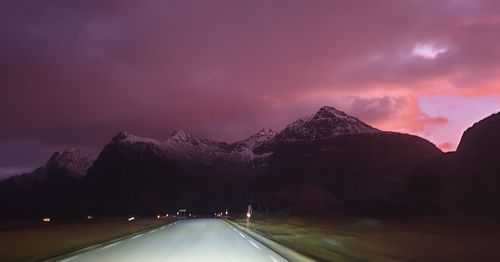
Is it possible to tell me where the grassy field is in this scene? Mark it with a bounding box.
[0,217,169,261]
[237,215,500,262]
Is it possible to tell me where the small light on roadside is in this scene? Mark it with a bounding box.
[246,212,251,218]
[225,210,228,216]
[128,216,135,221]
[86,215,93,220]
[166,214,169,217]
[156,214,160,219]
[43,217,51,222]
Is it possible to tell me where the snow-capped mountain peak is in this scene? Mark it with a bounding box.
[166,129,197,143]
[234,128,276,151]
[278,106,379,142]
[44,148,93,177]
[253,128,276,139]
[313,106,352,120]
[112,131,160,145]
[101,106,378,164]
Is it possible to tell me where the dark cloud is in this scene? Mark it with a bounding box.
[0,0,499,175]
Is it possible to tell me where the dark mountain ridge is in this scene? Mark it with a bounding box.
[8,106,499,219]
[406,112,500,215]
[0,148,93,218]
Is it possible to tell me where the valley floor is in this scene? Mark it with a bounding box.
[236,215,500,262]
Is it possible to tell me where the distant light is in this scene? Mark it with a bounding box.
[166,214,169,217]
[43,217,51,222]
[86,215,93,220]
[412,43,447,60]
[246,212,251,218]
[157,214,160,219]
[128,216,135,221]
[225,210,228,216]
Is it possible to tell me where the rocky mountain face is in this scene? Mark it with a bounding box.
[254,106,379,153]
[406,112,500,215]
[259,132,442,210]
[277,106,379,141]
[0,148,93,218]
[0,106,453,218]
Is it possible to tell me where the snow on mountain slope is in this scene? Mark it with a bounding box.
[107,128,278,165]
[277,106,379,142]
[232,128,276,159]
[107,106,379,163]
[113,131,161,145]
[163,130,230,162]
[9,148,93,186]
[45,148,94,176]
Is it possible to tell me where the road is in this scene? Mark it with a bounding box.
[57,218,287,262]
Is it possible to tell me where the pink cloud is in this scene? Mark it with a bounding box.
[1,0,500,172]
[438,142,456,152]
[344,96,449,137]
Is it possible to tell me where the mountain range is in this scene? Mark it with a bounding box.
[1,106,499,219]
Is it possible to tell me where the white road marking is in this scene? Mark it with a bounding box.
[248,240,261,250]
[59,255,79,262]
[150,229,157,233]
[98,242,120,251]
[131,233,143,240]
[61,219,289,261]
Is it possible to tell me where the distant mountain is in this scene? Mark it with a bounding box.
[0,106,453,218]
[84,106,442,215]
[255,106,379,153]
[0,148,93,218]
[278,106,378,141]
[406,111,500,215]
[8,148,92,187]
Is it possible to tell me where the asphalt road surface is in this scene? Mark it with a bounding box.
[57,218,288,262]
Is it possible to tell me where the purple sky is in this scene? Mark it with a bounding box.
[1,0,500,178]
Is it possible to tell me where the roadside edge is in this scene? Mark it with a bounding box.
[43,220,176,262]
[224,219,315,262]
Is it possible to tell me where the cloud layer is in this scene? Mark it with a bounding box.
[1,0,500,177]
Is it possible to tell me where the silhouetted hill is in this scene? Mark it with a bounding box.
[0,148,92,218]
[0,106,456,219]
[407,111,500,215]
